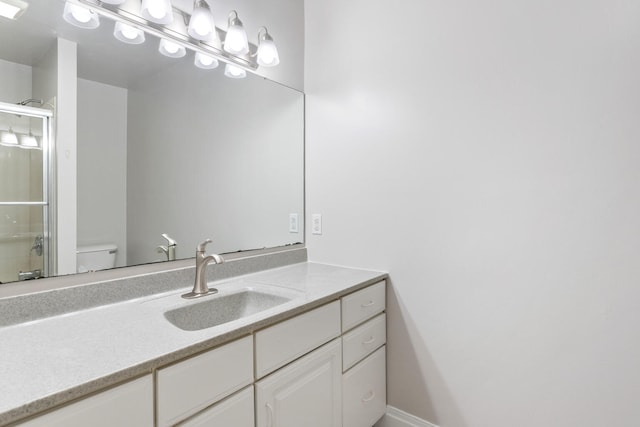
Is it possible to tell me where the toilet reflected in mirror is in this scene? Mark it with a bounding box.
[76,244,118,273]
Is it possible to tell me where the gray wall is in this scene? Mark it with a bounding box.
[0,59,31,102]
[77,78,128,267]
[305,0,640,425]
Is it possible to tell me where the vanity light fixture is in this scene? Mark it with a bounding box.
[188,0,215,41]
[0,0,28,20]
[159,38,186,58]
[114,21,145,44]
[223,10,249,55]
[0,129,18,146]
[224,63,246,79]
[256,27,279,67]
[63,1,99,29]
[61,0,278,79]
[194,51,219,69]
[141,0,173,25]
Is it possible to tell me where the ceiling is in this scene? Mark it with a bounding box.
[0,0,201,89]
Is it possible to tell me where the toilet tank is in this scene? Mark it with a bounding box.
[76,244,118,273]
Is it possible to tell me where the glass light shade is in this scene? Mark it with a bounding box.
[188,0,215,41]
[194,52,219,69]
[257,33,280,67]
[140,0,173,24]
[159,39,186,58]
[63,2,100,29]
[19,134,39,149]
[0,0,29,20]
[114,21,145,44]
[224,63,246,79]
[0,129,18,145]
[223,11,249,55]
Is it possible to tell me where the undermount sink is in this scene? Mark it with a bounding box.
[164,288,294,331]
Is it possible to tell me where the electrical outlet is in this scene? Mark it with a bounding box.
[289,213,299,233]
[312,214,322,235]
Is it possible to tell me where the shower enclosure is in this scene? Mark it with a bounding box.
[0,101,53,284]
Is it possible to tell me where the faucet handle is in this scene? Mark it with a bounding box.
[197,239,213,252]
[162,233,177,246]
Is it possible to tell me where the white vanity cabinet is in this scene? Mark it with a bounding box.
[253,280,387,427]
[10,279,388,427]
[255,339,342,427]
[155,336,253,427]
[254,301,342,427]
[17,375,153,427]
[341,281,387,427]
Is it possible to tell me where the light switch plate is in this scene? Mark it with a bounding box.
[312,214,322,235]
[289,213,299,233]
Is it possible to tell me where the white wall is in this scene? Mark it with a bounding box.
[305,0,640,426]
[77,78,128,267]
[56,39,79,276]
[0,58,31,102]
[126,62,303,264]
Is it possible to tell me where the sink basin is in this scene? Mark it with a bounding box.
[164,288,294,331]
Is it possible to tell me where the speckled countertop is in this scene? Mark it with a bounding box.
[0,262,386,426]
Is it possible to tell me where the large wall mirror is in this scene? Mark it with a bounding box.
[0,0,304,285]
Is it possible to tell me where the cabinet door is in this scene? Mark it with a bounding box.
[343,346,386,427]
[255,339,342,427]
[18,375,153,427]
[178,386,254,427]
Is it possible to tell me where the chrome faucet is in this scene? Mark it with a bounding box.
[182,239,224,299]
[157,233,178,261]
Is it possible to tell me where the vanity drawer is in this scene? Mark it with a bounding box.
[18,375,153,427]
[342,346,387,427]
[156,336,253,427]
[255,300,341,379]
[177,386,254,427]
[342,313,386,371]
[341,281,386,332]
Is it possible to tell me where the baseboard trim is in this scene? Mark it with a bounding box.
[374,405,439,427]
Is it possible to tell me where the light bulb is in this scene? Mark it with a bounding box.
[194,52,219,69]
[0,129,18,145]
[72,8,91,23]
[224,63,246,79]
[188,0,215,41]
[148,3,164,19]
[19,134,39,149]
[121,27,137,40]
[63,2,99,29]
[0,0,28,20]
[257,29,280,67]
[114,21,145,44]
[223,11,249,55]
[141,0,173,24]
[159,39,186,58]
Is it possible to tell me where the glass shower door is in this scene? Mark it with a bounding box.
[0,103,51,284]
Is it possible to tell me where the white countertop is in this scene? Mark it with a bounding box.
[0,262,386,426]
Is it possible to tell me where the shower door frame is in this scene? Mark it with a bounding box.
[0,101,55,280]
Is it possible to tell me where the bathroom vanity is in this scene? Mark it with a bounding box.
[0,253,388,427]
